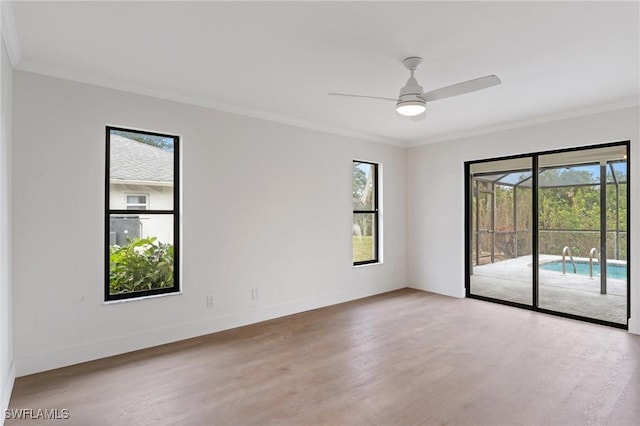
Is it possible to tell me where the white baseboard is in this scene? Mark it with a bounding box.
[407,282,465,299]
[2,360,15,425]
[16,282,404,377]
[628,316,639,335]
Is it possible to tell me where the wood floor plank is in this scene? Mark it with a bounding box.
[7,289,640,425]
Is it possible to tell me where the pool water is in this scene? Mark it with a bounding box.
[540,261,627,280]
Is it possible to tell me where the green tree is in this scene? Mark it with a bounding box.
[473,165,627,262]
[352,165,367,207]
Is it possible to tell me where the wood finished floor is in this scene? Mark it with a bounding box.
[7,289,640,426]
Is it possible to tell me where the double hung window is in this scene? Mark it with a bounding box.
[353,161,379,265]
[105,127,179,301]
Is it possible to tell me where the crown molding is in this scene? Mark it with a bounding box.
[16,59,405,147]
[1,1,22,66]
[13,56,639,149]
[410,97,640,147]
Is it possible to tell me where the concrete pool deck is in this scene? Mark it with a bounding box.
[471,255,628,325]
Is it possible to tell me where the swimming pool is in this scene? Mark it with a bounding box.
[540,260,627,280]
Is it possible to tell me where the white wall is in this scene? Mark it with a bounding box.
[12,71,408,376]
[0,36,14,415]
[407,106,640,334]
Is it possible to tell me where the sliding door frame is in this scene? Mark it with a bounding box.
[464,141,630,329]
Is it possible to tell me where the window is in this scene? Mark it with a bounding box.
[125,194,148,210]
[353,160,379,265]
[106,127,180,301]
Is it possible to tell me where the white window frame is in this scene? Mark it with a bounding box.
[125,193,149,210]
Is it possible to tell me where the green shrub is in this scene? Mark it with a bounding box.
[109,237,174,295]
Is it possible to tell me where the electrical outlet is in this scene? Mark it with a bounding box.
[251,288,259,300]
[206,295,214,308]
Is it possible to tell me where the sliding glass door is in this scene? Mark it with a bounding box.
[537,147,628,324]
[466,142,629,328]
[468,157,533,306]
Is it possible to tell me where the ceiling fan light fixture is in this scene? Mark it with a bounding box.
[396,102,426,116]
[396,96,426,116]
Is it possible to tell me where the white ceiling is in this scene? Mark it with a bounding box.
[5,1,639,146]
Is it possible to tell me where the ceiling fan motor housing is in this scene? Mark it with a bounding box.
[396,76,427,115]
[396,93,426,106]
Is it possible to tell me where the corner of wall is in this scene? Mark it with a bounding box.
[1,362,14,419]
[1,1,22,66]
[1,25,15,420]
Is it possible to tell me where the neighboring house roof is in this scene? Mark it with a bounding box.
[110,135,173,184]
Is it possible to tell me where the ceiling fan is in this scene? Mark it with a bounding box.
[329,56,501,117]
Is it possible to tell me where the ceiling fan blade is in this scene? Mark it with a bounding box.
[422,75,501,102]
[328,93,397,102]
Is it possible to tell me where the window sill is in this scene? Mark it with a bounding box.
[353,261,383,269]
[104,290,183,305]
